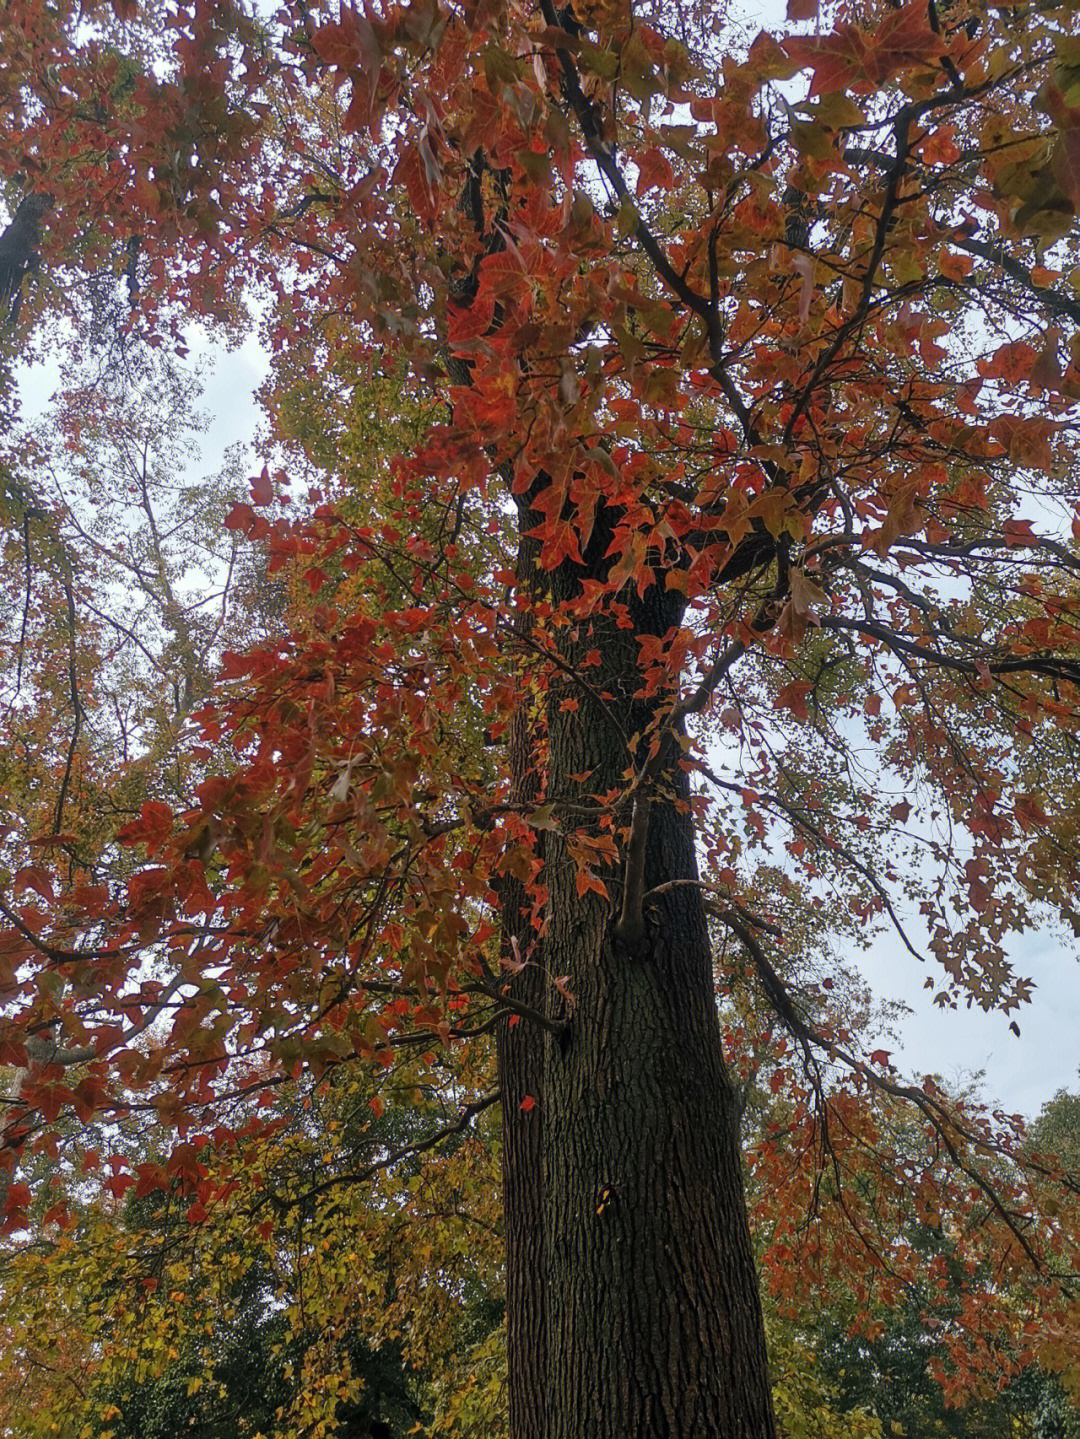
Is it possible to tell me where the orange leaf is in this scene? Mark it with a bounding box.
[774,680,814,720]
[575,868,610,900]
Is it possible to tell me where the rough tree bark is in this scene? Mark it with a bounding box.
[497,505,777,1439]
[0,191,49,323]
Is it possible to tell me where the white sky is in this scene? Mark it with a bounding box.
[863,928,1080,1117]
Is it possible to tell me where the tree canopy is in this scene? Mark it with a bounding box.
[4,0,1080,1434]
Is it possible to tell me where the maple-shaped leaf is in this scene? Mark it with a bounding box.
[224,502,256,533]
[635,148,676,195]
[116,800,174,855]
[789,567,826,619]
[311,9,365,71]
[250,467,273,506]
[575,868,609,900]
[1002,518,1039,547]
[784,0,945,96]
[774,679,814,719]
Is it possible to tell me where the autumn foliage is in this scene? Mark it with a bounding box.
[4,0,1080,1433]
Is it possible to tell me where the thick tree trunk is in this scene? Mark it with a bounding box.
[541,764,775,1438]
[501,534,776,1437]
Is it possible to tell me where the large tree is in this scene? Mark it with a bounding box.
[5,1,1080,1435]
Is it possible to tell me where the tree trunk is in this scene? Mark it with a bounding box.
[502,534,776,1438]
[541,771,775,1438]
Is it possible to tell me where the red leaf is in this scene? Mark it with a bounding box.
[13,866,53,903]
[635,148,676,195]
[520,1094,537,1112]
[4,1182,31,1212]
[391,145,437,226]
[311,14,362,71]
[1014,795,1049,833]
[117,800,174,855]
[249,467,273,506]
[784,0,944,96]
[224,502,256,533]
[1002,519,1038,548]
[869,1049,891,1068]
